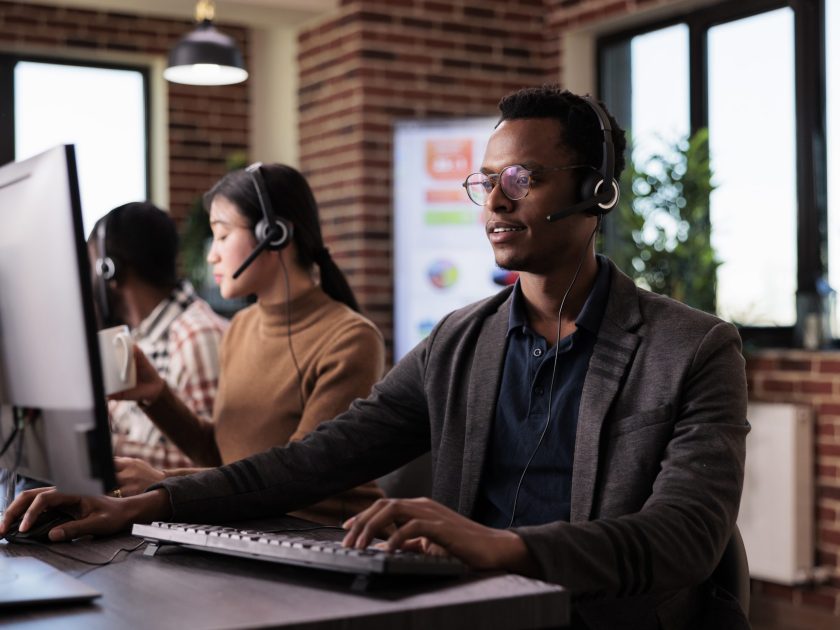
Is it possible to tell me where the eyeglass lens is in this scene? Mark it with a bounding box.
[463,165,531,205]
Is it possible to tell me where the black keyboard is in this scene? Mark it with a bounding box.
[132,522,467,579]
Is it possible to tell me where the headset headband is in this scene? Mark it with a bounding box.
[582,95,615,194]
[246,162,277,229]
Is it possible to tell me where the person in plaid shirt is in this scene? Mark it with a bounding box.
[89,202,228,472]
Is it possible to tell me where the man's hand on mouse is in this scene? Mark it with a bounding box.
[0,486,171,542]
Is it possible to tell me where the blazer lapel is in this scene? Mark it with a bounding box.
[570,262,642,522]
[458,295,511,516]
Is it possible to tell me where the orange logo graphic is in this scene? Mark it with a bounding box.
[426,138,472,180]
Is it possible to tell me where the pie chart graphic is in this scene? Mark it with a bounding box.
[427,260,458,289]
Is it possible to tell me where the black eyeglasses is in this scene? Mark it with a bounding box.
[461,163,591,206]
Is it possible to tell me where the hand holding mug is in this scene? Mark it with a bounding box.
[108,346,165,405]
[98,325,137,395]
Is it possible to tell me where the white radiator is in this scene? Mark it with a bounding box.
[737,402,814,584]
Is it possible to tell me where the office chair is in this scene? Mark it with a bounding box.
[376,453,433,499]
[710,525,751,618]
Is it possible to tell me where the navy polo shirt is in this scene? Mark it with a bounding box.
[473,255,611,528]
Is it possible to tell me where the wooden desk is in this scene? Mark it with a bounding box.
[1,518,569,629]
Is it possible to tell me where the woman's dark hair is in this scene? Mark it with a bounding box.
[89,201,179,290]
[497,85,627,181]
[203,164,360,312]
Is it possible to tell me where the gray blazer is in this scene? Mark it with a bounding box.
[162,259,748,630]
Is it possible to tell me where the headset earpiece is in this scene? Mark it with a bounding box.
[232,163,295,279]
[254,217,292,250]
[589,178,620,214]
[546,96,620,222]
[94,214,116,324]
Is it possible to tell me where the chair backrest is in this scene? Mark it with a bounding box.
[710,525,750,617]
[377,453,432,499]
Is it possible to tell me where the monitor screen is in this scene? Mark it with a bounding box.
[0,144,115,494]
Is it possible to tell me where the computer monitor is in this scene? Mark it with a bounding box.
[0,144,115,495]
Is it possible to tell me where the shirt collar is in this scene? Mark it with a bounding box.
[506,254,612,337]
[134,280,196,342]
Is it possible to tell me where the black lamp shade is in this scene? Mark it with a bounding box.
[164,21,248,86]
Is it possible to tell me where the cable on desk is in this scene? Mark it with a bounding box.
[12,538,146,578]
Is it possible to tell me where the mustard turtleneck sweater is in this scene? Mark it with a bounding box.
[145,286,386,524]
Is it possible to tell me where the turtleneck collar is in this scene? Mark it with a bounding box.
[257,285,333,336]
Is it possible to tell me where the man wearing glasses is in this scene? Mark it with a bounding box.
[3,86,748,630]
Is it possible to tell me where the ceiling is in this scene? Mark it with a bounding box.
[17,0,339,27]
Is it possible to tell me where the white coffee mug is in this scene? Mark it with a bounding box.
[97,325,137,395]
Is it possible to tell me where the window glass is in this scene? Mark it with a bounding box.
[14,61,147,235]
[630,24,690,165]
[708,8,796,325]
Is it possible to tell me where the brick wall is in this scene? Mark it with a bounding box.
[297,0,554,346]
[0,0,249,227]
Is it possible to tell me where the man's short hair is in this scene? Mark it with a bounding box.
[497,85,627,181]
[91,201,179,290]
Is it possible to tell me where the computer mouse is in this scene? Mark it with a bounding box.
[3,509,76,544]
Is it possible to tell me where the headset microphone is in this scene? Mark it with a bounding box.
[232,162,293,279]
[545,96,620,223]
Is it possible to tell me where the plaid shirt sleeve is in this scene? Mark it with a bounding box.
[165,302,226,427]
[111,300,227,470]
[111,406,195,470]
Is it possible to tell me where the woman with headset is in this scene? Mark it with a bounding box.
[112,163,385,524]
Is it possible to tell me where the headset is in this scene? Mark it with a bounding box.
[545,95,620,223]
[232,162,294,279]
[94,214,117,325]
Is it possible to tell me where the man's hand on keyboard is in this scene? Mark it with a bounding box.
[341,497,540,576]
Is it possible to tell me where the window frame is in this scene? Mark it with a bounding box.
[0,53,152,204]
[597,0,827,349]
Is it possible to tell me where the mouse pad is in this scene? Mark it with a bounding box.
[0,557,100,607]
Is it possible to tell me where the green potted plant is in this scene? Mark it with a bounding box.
[606,129,719,314]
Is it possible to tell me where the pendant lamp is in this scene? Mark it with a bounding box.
[164,0,248,86]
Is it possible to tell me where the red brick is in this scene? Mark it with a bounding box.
[819,403,840,415]
[763,379,795,393]
[746,357,780,370]
[780,359,814,372]
[801,380,833,394]
[818,506,837,521]
[817,550,838,566]
[819,487,840,502]
[817,423,836,437]
[817,444,840,458]
[818,463,839,477]
[819,360,840,373]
